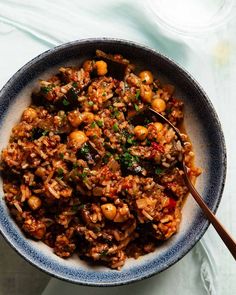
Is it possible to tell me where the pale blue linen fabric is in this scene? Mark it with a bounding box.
[0,1,235,294]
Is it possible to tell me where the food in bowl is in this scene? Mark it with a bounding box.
[0,50,201,269]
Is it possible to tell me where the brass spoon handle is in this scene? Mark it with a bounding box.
[182,164,236,260]
[135,108,236,259]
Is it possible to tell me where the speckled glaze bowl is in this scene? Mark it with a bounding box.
[0,39,226,286]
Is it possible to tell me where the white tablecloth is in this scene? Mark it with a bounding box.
[0,1,235,294]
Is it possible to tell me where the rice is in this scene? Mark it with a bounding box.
[0,50,200,270]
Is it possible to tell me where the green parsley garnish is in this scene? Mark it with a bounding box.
[88,101,94,106]
[79,171,87,180]
[127,137,135,145]
[102,91,106,96]
[41,85,53,94]
[72,82,78,88]
[80,144,90,155]
[103,152,112,164]
[96,120,104,128]
[59,153,64,159]
[134,104,139,111]
[67,87,78,101]
[155,167,163,175]
[113,123,119,132]
[31,128,49,140]
[91,121,96,128]
[114,154,120,161]
[144,118,151,125]
[120,152,139,167]
[135,89,140,99]
[73,163,79,169]
[113,109,120,118]
[42,130,49,136]
[57,168,64,178]
[62,98,70,106]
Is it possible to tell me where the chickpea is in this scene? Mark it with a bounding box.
[153,122,163,132]
[95,60,108,76]
[83,60,94,72]
[68,131,88,148]
[28,196,42,211]
[134,125,148,141]
[68,110,83,127]
[151,98,166,112]
[101,203,117,220]
[139,70,153,85]
[140,84,153,103]
[22,107,37,122]
[81,111,94,124]
[35,167,46,179]
[113,204,130,222]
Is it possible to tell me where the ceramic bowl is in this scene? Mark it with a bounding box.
[0,38,226,286]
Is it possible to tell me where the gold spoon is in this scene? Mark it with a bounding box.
[136,107,236,259]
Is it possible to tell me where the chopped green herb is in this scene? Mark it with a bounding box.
[72,82,78,88]
[134,104,139,111]
[142,79,147,83]
[135,89,140,99]
[57,168,64,178]
[79,172,87,180]
[113,123,119,132]
[67,87,78,101]
[59,153,64,159]
[42,130,49,136]
[100,250,108,257]
[127,137,135,145]
[80,144,90,155]
[62,98,70,106]
[88,101,94,106]
[91,121,97,128]
[114,154,120,161]
[73,162,79,169]
[155,167,163,175]
[102,91,106,96]
[96,120,104,128]
[31,128,49,140]
[120,152,139,167]
[144,118,151,125]
[41,85,53,94]
[103,152,112,164]
[113,109,120,119]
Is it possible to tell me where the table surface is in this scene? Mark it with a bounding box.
[0,1,235,294]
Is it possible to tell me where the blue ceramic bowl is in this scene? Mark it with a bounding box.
[0,39,226,286]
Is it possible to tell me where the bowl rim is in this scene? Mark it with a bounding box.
[0,37,227,286]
